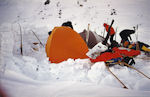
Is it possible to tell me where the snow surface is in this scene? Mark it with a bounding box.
[0,0,150,97]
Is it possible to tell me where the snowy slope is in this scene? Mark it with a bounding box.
[0,0,150,97]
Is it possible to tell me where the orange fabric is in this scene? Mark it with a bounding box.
[45,26,89,63]
[103,23,115,35]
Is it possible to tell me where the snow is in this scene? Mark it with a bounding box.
[0,0,150,97]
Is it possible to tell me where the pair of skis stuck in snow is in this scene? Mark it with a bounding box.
[105,61,150,89]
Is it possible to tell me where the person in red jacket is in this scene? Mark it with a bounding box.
[103,23,116,45]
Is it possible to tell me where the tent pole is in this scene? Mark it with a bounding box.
[86,24,90,44]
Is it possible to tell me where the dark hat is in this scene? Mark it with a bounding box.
[62,21,73,29]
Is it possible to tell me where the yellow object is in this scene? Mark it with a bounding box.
[128,45,133,49]
[142,45,150,52]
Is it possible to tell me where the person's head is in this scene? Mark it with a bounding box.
[103,23,108,27]
[62,21,73,29]
[48,31,52,35]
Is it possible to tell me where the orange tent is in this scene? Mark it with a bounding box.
[45,26,89,63]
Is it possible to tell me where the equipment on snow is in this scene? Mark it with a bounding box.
[33,42,39,45]
[105,63,128,89]
[123,57,135,66]
[122,62,150,80]
[86,42,108,59]
[90,46,140,63]
[112,47,141,57]
[126,41,150,56]
[104,58,150,89]
[90,51,122,63]
[18,23,23,55]
[31,30,45,48]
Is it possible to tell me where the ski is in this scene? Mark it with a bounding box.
[122,62,150,80]
[105,63,128,89]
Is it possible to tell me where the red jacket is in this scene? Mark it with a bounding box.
[112,47,141,57]
[90,52,122,62]
[103,23,115,35]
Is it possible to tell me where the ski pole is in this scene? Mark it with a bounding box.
[103,27,105,37]
[122,62,150,80]
[134,25,138,42]
[105,63,128,89]
[18,23,23,55]
[136,42,140,50]
[103,19,114,45]
[136,24,139,41]
[31,30,45,47]
[115,27,117,41]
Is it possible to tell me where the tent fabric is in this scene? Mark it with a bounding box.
[79,30,105,49]
[45,26,89,63]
